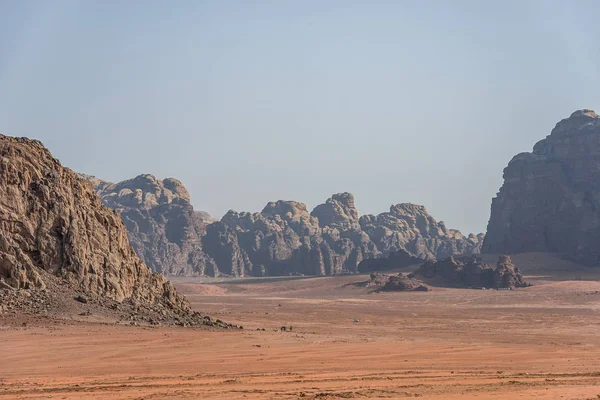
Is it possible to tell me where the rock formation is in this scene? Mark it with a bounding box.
[379,274,431,292]
[352,272,430,292]
[484,110,600,265]
[86,174,217,276]
[414,255,528,289]
[311,192,361,231]
[359,203,484,259]
[0,135,189,310]
[85,171,483,277]
[202,193,483,277]
[493,255,528,289]
[202,198,379,277]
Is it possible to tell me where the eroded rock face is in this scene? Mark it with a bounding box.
[493,255,527,289]
[414,255,528,289]
[311,192,360,231]
[87,174,217,276]
[484,110,600,265]
[202,199,379,277]
[201,193,482,277]
[0,135,190,310]
[360,203,484,260]
[85,172,484,278]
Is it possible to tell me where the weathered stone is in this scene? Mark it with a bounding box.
[311,192,360,231]
[493,255,528,289]
[414,255,528,289]
[484,110,600,266]
[83,174,217,276]
[360,203,483,260]
[202,198,376,277]
[201,193,483,277]
[0,134,190,312]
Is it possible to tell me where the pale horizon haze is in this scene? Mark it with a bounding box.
[1,0,599,234]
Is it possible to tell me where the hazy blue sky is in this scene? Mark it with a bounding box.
[1,1,599,234]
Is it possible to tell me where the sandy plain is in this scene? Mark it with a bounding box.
[1,253,600,399]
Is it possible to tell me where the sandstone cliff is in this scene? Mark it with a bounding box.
[0,135,191,314]
[484,110,600,265]
[202,198,378,277]
[360,203,484,259]
[202,193,482,277]
[85,171,483,278]
[87,174,217,276]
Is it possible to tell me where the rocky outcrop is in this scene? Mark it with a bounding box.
[414,255,528,289]
[352,272,430,292]
[0,135,190,311]
[493,255,528,289]
[201,193,482,277]
[484,110,600,266]
[86,177,483,278]
[360,203,484,260]
[87,174,217,276]
[311,192,360,231]
[379,274,430,292]
[202,198,379,277]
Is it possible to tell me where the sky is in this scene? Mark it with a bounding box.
[1,0,599,234]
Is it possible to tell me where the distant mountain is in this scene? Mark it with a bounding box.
[84,178,483,277]
[484,110,600,266]
[85,174,217,276]
[202,192,483,277]
[360,202,484,260]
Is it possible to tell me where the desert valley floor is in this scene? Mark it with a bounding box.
[2,253,600,400]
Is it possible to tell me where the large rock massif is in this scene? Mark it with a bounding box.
[484,110,600,266]
[359,203,484,260]
[85,173,483,278]
[0,134,226,325]
[87,174,216,276]
[201,193,483,277]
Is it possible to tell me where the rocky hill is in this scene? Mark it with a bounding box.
[202,199,378,277]
[484,110,600,265]
[0,135,234,327]
[84,177,483,277]
[360,203,484,260]
[86,174,217,276]
[202,193,483,277]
